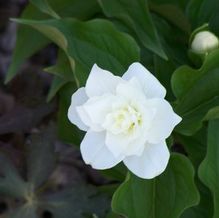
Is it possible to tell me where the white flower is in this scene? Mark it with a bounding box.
[191,31,219,54]
[68,63,182,179]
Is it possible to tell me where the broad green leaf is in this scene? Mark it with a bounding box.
[171,49,219,135]
[112,154,199,218]
[6,4,50,83]
[151,0,188,10]
[0,153,28,198]
[177,128,213,218]
[30,0,59,18]
[47,0,100,20]
[13,18,140,86]
[153,55,176,101]
[152,14,189,66]
[41,185,110,218]
[181,182,213,218]
[199,119,219,218]
[186,0,219,29]
[45,49,74,101]
[6,0,100,83]
[27,125,56,188]
[98,0,167,59]
[177,127,207,168]
[101,163,127,182]
[149,2,190,34]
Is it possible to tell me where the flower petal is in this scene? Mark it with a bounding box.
[68,87,89,131]
[81,131,123,169]
[85,64,123,97]
[122,62,166,98]
[105,130,146,158]
[82,94,115,126]
[123,141,170,179]
[146,98,182,144]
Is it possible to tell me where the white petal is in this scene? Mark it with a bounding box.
[146,98,182,144]
[116,77,146,102]
[85,64,123,97]
[80,131,123,169]
[122,62,166,99]
[123,141,170,179]
[68,88,89,131]
[105,130,145,157]
[82,94,115,126]
[76,105,103,132]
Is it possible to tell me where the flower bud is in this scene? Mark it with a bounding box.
[191,31,219,54]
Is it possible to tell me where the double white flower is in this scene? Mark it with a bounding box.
[68,63,181,179]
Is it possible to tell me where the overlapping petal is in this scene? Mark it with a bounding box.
[146,98,182,144]
[123,141,170,179]
[80,131,123,169]
[85,64,123,97]
[67,88,89,131]
[122,62,166,99]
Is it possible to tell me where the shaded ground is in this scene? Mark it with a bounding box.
[0,1,111,217]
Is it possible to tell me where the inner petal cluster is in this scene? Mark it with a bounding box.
[103,104,142,135]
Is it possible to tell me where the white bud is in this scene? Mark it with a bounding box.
[191,31,219,54]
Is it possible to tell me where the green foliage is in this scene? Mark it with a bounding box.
[5,4,50,83]
[6,0,100,83]
[98,0,167,59]
[112,154,199,218]
[4,0,219,217]
[199,119,219,218]
[12,18,140,85]
[172,50,219,135]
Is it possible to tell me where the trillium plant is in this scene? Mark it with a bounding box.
[5,0,219,217]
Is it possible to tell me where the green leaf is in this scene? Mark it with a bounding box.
[152,14,189,66]
[30,0,60,18]
[45,49,75,101]
[153,55,176,101]
[149,0,188,10]
[177,128,213,218]
[181,182,213,218]
[6,4,50,83]
[186,0,219,29]
[177,127,207,168]
[98,0,167,59]
[171,49,219,135]
[112,154,199,218]
[6,0,100,83]
[199,119,219,218]
[12,18,140,86]
[149,2,190,34]
[0,153,28,198]
[27,125,56,188]
[47,0,100,20]
[101,163,127,182]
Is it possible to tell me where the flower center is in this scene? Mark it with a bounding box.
[103,105,142,135]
